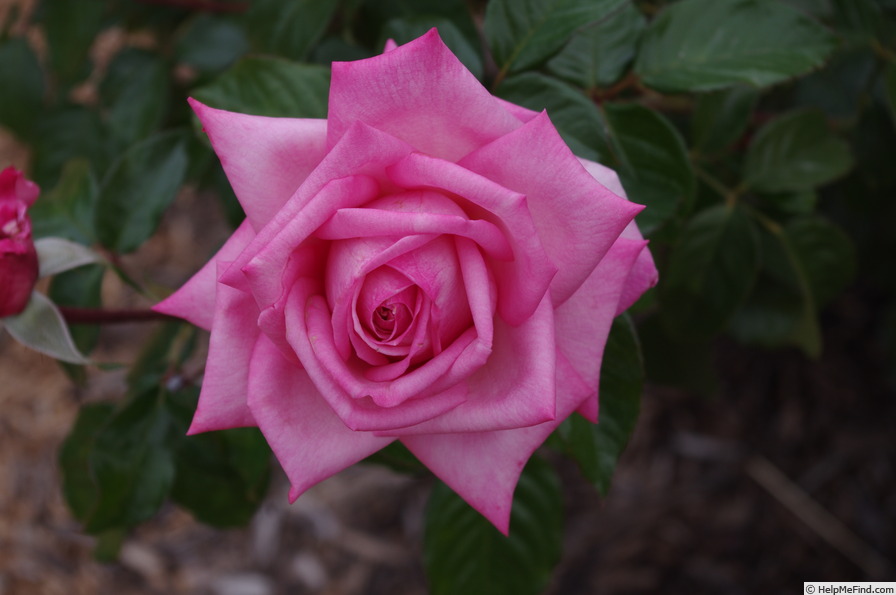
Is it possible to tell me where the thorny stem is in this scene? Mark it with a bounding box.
[59,307,176,325]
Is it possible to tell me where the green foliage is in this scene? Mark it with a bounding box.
[246,0,339,61]
[549,316,644,494]
[485,0,627,77]
[0,38,44,140]
[192,57,330,118]
[424,457,563,595]
[635,0,838,92]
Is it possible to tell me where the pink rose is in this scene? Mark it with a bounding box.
[0,167,40,318]
[156,30,657,533]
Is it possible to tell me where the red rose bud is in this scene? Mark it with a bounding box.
[0,167,40,318]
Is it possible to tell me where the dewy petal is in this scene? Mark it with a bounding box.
[328,29,521,161]
[459,111,643,307]
[246,335,393,503]
[188,262,257,434]
[189,99,328,232]
[153,220,255,330]
[554,237,651,422]
[219,121,414,298]
[387,153,556,326]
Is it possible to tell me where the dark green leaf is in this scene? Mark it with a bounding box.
[176,14,249,73]
[85,391,176,533]
[49,264,105,382]
[59,403,116,522]
[496,72,612,161]
[424,457,562,595]
[485,0,627,76]
[29,159,98,244]
[546,1,646,90]
[603,103,695,233]
[831,0,882,42]
[95,131,189,253]
[246,0,339,61]
[41,0,105,85]
[364,441,425,474]
[192,57,330,119]
[660,204,761,337]
[691,86,759,154]
[744,109,854,193]
[551,316,644,494]
[100,48,170,148]
[31,106,108,190]
[635,0,838,92]
[884,64,896,128]
[785,216,855,307]
[728,222,822,356]
[758,189,818,214]
[793,49,876,119]
[382,17,483,79]
[0,37,44,139]
[127,321,186,394]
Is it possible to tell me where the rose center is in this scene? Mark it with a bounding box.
[371,302,412,341]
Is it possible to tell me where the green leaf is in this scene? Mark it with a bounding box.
[31,107,108,190]
[100,48,170,148]
[85,390,176,533]
[496,72,611,161]
[546,0,646,90]
[127,321,186,394]
[41,0,106,86]
[59,402,116,522]
[603,103,695,233]
[691,86,759,154]
[246,0,339,61]
[793,49,876,119]
[744,109,854,193]
[28,158,99,244]
[0,37,44,140]
[485,0,627,76]
[635,0,838,92]
[35,237,104,278]
[785,216,855,307]
[382,17,483,79]
[167,387,271,528]
[49,264,106,382]
[424,457,563,595]
[728,222,822,356]
[176,14,249,73]
[95,131,189,253]
[3,291,91,364]
[192,57,330,118]
[551,315,644,494]
[660,204,761,337]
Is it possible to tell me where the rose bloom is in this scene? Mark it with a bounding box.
[157,30,657,532]
[0,167,40,318]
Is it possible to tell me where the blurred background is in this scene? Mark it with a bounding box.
[1,0,894,593]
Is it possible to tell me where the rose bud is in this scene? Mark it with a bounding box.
[0,167,40,318]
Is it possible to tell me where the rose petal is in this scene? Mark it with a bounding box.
[328,29,521,161]
[189,99,328,231]
[554,237,651,422]
[246,335,393,503]
[400,352,589,535]
[387,152,556,325]
[153,219,255,330]
[459,111,643,306]
[187,263,257,434]
[219,121,415,299]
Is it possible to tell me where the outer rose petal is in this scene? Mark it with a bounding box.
[187,262,258,434]
[189,99,328,231]
[578,157,659,314]
[246,336,393,502]
[401,352,591,535]
[328,29,521,161]
[153,219,255,330]
[459,112,643,306]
